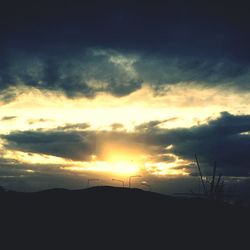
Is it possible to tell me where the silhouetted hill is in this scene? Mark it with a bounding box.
[0,186,249,248]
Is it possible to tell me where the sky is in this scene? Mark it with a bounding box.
[0,1,250,196]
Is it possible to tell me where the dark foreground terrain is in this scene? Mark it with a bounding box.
[0,186,249,248]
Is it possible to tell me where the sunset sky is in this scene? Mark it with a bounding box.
[0,1,250,195]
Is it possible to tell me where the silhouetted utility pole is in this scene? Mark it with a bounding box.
[209,162,217,197]
[112,179,125,188]
[128,175,141,188]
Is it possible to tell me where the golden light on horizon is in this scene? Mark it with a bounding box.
[144,154,191,176]
[2,141,190,177]
[62,160,140,176]
[1,84,249,134]
[60,143,144,176]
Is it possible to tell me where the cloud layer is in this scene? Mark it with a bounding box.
[1,49,250,103]
[1,1,250,101]
[2,112,250,176]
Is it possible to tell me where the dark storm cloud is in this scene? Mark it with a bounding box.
[135,56,250,91]
[142,112,250,176]
[1,128,141,161]
[0,50,143,99]
[1,1,250,60]
[1,1,250,100]
[2,112,250,176]
[0,49,250,102]
[2,130,96,161]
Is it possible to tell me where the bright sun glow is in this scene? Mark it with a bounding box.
[100,143,144,175]
[3,142,190,177]
[62,160,139,176]
[61,143,144,176]
[103,154,140,175]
